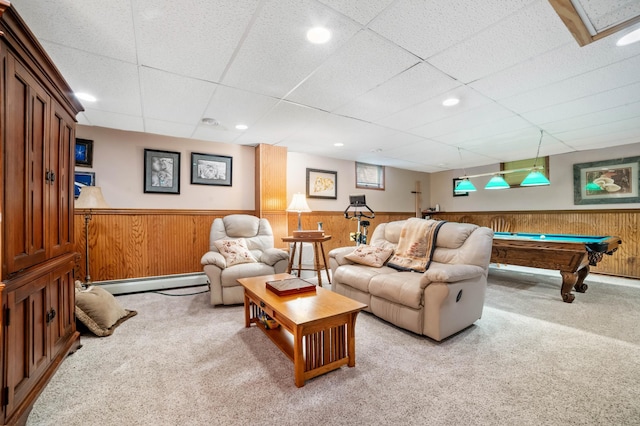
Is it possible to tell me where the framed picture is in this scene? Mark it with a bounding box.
[144,149,180,194]
[190,153,232,186]
[74,171,95,199]
[356,162,385,190]
[453,178,469,197]
[75,138,93,168]
[501,157,549,187]
[573,156,640,205]
[306,168,337,199]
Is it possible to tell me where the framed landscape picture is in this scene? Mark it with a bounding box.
[144,149,180,194]
[573,156,640,205]
[190,153,232,186]
[75,138,93,167]
[306,168,337,199]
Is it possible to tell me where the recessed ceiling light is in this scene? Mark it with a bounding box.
[307,27,331,44]
[442,98,460,106]
[235,124,248,130]
[334,142,344,147]
[75,92,96,102]
[616,27,640,46]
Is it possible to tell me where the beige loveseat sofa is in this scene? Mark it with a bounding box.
[329,218,494,341]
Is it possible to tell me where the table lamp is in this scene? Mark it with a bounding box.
[286,193,311,231]
[75,186,109,284]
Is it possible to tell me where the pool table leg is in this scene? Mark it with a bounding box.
[559,267,590,303]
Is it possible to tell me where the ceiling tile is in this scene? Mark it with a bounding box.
[574,0,640,31]
[428,1,574,83]
[133,0,260,82]
[81,109,145,132]
[41,41,142,116]
[221,0,361,98]
[369,0,536,59]
[144,119,197,139]
[542,101,640,134]
[500,54,640,114]
[522,80,640,124]
[285,30,420,111]
[317,0,395,25]
[11,0,137,62]
[334,63,461,122]
[140,67,217,124]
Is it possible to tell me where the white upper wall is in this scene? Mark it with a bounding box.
[76,125,431,212]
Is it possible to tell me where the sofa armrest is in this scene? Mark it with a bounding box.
[260,248,289,266]
[328,246,357,266]
[201,251,226,269]
[420,262,485,285]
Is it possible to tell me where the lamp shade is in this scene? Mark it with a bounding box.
[454,178,477,193]
[76,186,110,208]
[484,175,510,190]
[520,170,550,186]
[286,193,311,212]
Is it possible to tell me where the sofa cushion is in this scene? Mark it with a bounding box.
[345,245,393,267]
[334,264,395,293]
[369,272,425,310]
[213,238,257,266]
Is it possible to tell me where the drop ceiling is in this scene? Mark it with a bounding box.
[9,0,640,173]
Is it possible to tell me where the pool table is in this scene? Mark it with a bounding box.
[491,232,622,303]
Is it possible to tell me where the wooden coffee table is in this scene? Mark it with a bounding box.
[237,273,367,387]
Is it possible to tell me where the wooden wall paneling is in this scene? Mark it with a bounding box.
[255,144,288,243]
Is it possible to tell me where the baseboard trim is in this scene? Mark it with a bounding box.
[95,273,208,295]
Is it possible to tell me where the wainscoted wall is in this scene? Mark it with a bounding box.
[429,210,639,279]
[74,209,416,282]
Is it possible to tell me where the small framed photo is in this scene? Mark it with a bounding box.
[453,178,469,197]
[74,171,95,199]
[307,168,337,199]
[191,153,232,186]
[144,149,180,194]
[75,138,93,168]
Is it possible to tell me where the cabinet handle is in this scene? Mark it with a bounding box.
[50,171,56,182]
[46,308,57,324]
[45,170,50,182]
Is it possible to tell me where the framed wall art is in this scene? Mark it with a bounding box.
[75,138,94,167]
[306,168,337,199]
[144,149,180,194]
[74,171,95,199]
[573,156,640,205]
[191,153,232,186]
[453,178,469,197]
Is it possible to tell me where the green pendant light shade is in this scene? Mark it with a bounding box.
[454,178,477,193]
[520,170,550,186]
[484,175,510,190]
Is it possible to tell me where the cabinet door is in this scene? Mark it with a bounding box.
[4,275,50,417]
[4,52,50,275]
[48,261,76,356]
[48,102,75,258]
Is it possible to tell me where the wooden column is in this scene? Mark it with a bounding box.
[255,144,288,248]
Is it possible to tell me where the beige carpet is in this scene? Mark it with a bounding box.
[27,267,640,425]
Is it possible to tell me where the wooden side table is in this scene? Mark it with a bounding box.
[281,235,332,287]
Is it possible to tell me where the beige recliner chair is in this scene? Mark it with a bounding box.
[201,214,289,305]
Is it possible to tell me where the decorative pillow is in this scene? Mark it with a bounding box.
[345,245,394,268]
[75,282,137,337]
[213,238,257,266]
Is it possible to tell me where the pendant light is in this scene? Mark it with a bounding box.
[520,130,550,187]
[454,148,477,193]
[484,175,510,190]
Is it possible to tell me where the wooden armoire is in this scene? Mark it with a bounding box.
[0,3,84,425]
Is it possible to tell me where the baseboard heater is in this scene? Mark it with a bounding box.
[95,272,208,295]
